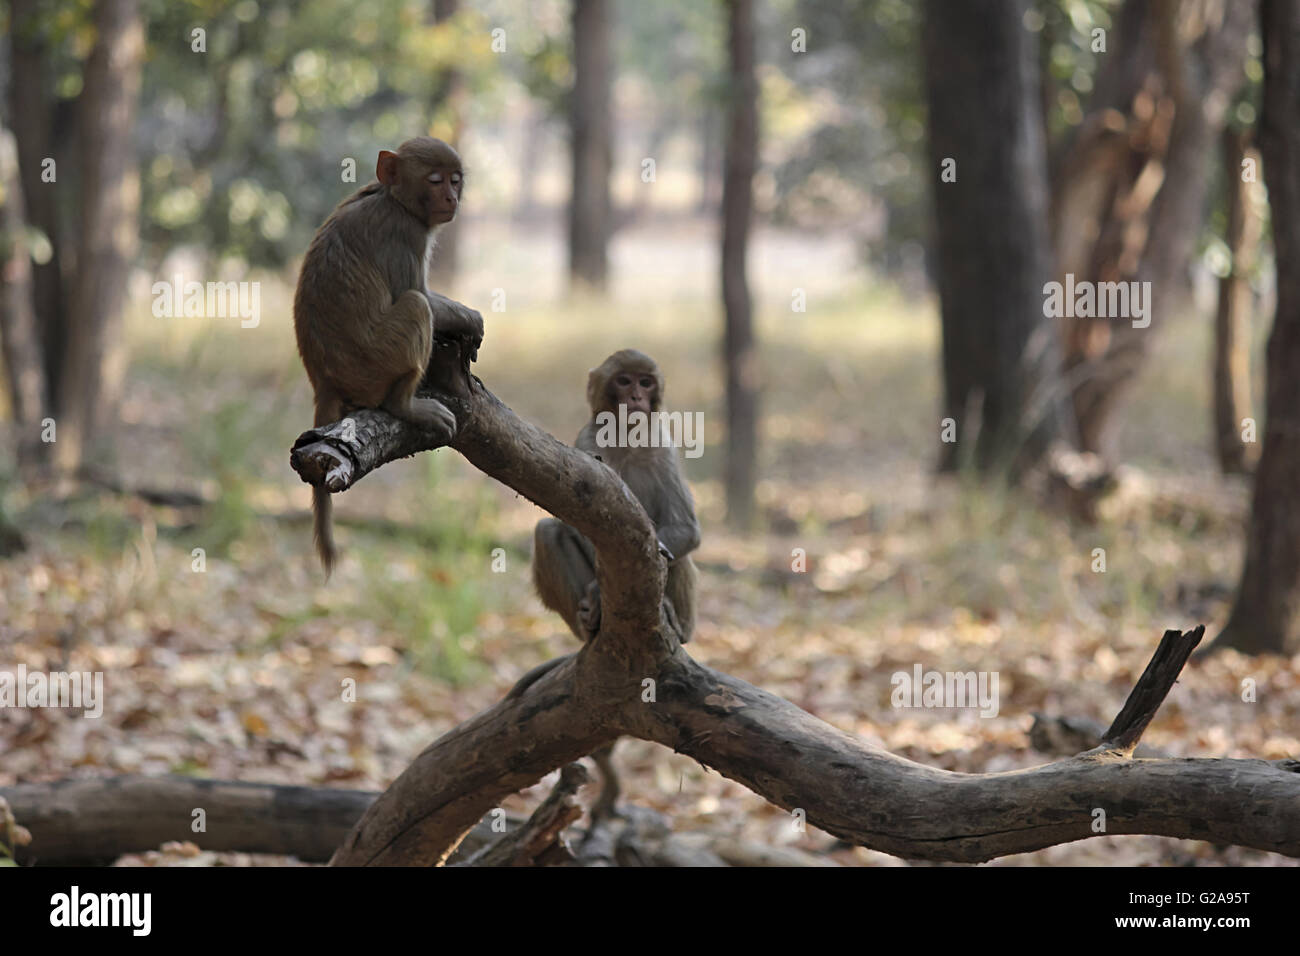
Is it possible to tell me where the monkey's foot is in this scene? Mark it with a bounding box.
[400,397,457,444]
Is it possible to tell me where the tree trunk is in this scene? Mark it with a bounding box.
[721,0,759,529]
[1054,0,1252,462]
[568,0,612,291]
[1215,0,1300,656]
[698,104,721,213]
[55,0,144,475]
[0,126,48,466]
[1213,126,1262,474]
[7,0,66,411]
[427,0,467,290]
[923,0,1062,476]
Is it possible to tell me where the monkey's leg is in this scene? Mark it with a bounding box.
[371,289,457,438]
[532,518,597,640]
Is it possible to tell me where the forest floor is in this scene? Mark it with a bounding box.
[2,222,1297,866]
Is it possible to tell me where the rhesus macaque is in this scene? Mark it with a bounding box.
[294,136,484,575]
[533,349,700,644]
[528,349,701,816]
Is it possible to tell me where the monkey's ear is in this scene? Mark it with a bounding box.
[376,150,400,185]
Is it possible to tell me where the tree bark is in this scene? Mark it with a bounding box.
[54,0,144,475]
[568,0,612,291]
[1215,0,1300,655]
[721,0,759,529]
[1213,126,1262,475]
[924,0,1063,475]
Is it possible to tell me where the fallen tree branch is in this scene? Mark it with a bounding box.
[286,337,1300,866]
[0,775,543,866]
[1097,626,1202,753]
[0,776,376,865]
[0,773,845,867]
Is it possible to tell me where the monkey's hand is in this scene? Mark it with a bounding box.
[577,579,602,641]
[426,291,484,361]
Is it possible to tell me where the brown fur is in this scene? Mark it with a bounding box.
[294,137,484,575]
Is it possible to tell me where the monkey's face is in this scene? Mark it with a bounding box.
[423,166,463,226]
[587,350,665,417]
[608,371,658,416]
[377,137,465,229]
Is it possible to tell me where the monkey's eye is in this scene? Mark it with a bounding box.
[615,375,633,387]
[640,377,655,389]
[429,172,445,184]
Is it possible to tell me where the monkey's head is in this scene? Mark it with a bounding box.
[377,136,464,229]
[587,349,665,418]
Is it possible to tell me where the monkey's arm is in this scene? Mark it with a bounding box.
[576,426,700,565]
[425,290,484,356]
[651,464,701,565]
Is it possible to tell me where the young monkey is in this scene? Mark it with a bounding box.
[523,350,701,817]
[532,349,700,646]
[294,136,484,575]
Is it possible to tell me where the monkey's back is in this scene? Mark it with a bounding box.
[292,184,428,387]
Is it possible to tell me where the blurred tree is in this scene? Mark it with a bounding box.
[0,124,46,464]
[1,0,143,474]
[1213,125,1263,475]
[57,0,144,475]
[568,0,612,291]
[1051,0,1252,462]
[722,0,758,529]
[1215,0,1300,656]
[774,0,1118,282]
[924,0,1065,476]
[136,0,500,269]
[777,0,926,279]
[6,0,74,417]
[612,0,725,222]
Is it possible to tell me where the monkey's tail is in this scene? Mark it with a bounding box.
[313,395,341,578]
[313,485,336,578]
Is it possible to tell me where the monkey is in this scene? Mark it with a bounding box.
[523,349,701,816]
[294,136,484,575]
[533,349,700,645]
